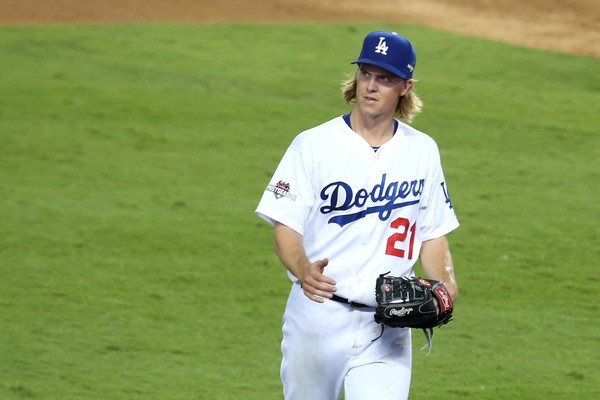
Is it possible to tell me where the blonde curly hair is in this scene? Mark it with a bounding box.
[341,69,423,123]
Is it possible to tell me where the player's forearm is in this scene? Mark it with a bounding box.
[419,236,459,301]
[273,222,311,279]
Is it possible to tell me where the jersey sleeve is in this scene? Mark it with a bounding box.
[255,140,316,236]
[417,152,460,241]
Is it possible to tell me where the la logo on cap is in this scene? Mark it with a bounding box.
[375,37,389,55]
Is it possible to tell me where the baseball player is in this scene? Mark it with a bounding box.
[256,31,459,400]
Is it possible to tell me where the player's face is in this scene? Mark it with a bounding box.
[355,64,412,119]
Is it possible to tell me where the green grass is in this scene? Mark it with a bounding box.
[0,22,598,399]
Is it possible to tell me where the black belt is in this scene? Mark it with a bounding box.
[330,294,369,308]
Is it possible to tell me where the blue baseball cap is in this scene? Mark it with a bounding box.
[351,31,416,79]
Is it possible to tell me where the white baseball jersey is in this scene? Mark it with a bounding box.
[256,115,459,306]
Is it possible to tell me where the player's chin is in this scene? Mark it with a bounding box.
[355,103,374,116]
[358,104,388,119]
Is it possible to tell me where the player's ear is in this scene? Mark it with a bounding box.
[400,79,413,97]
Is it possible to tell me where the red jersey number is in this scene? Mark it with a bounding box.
[385,217,416,259]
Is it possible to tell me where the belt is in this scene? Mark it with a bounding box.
[330,294,369,308]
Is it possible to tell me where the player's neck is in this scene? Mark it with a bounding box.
[349,111,395,147]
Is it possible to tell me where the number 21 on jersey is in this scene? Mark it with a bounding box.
[385,217,416,259]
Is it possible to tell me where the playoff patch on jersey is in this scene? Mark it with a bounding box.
[265,180,297,201]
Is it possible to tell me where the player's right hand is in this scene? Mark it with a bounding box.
[299,258,337,303]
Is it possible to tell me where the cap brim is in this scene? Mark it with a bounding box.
[351,58,410,79]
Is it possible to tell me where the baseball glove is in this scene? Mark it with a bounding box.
[374,273,453,354]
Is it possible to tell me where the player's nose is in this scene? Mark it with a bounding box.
[366,76,377,92]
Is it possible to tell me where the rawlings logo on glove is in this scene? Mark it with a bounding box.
[389,307,413,317]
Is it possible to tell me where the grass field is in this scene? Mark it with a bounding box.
[0,22,598,399]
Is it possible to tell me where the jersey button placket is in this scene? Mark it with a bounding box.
[362,156,385,246]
